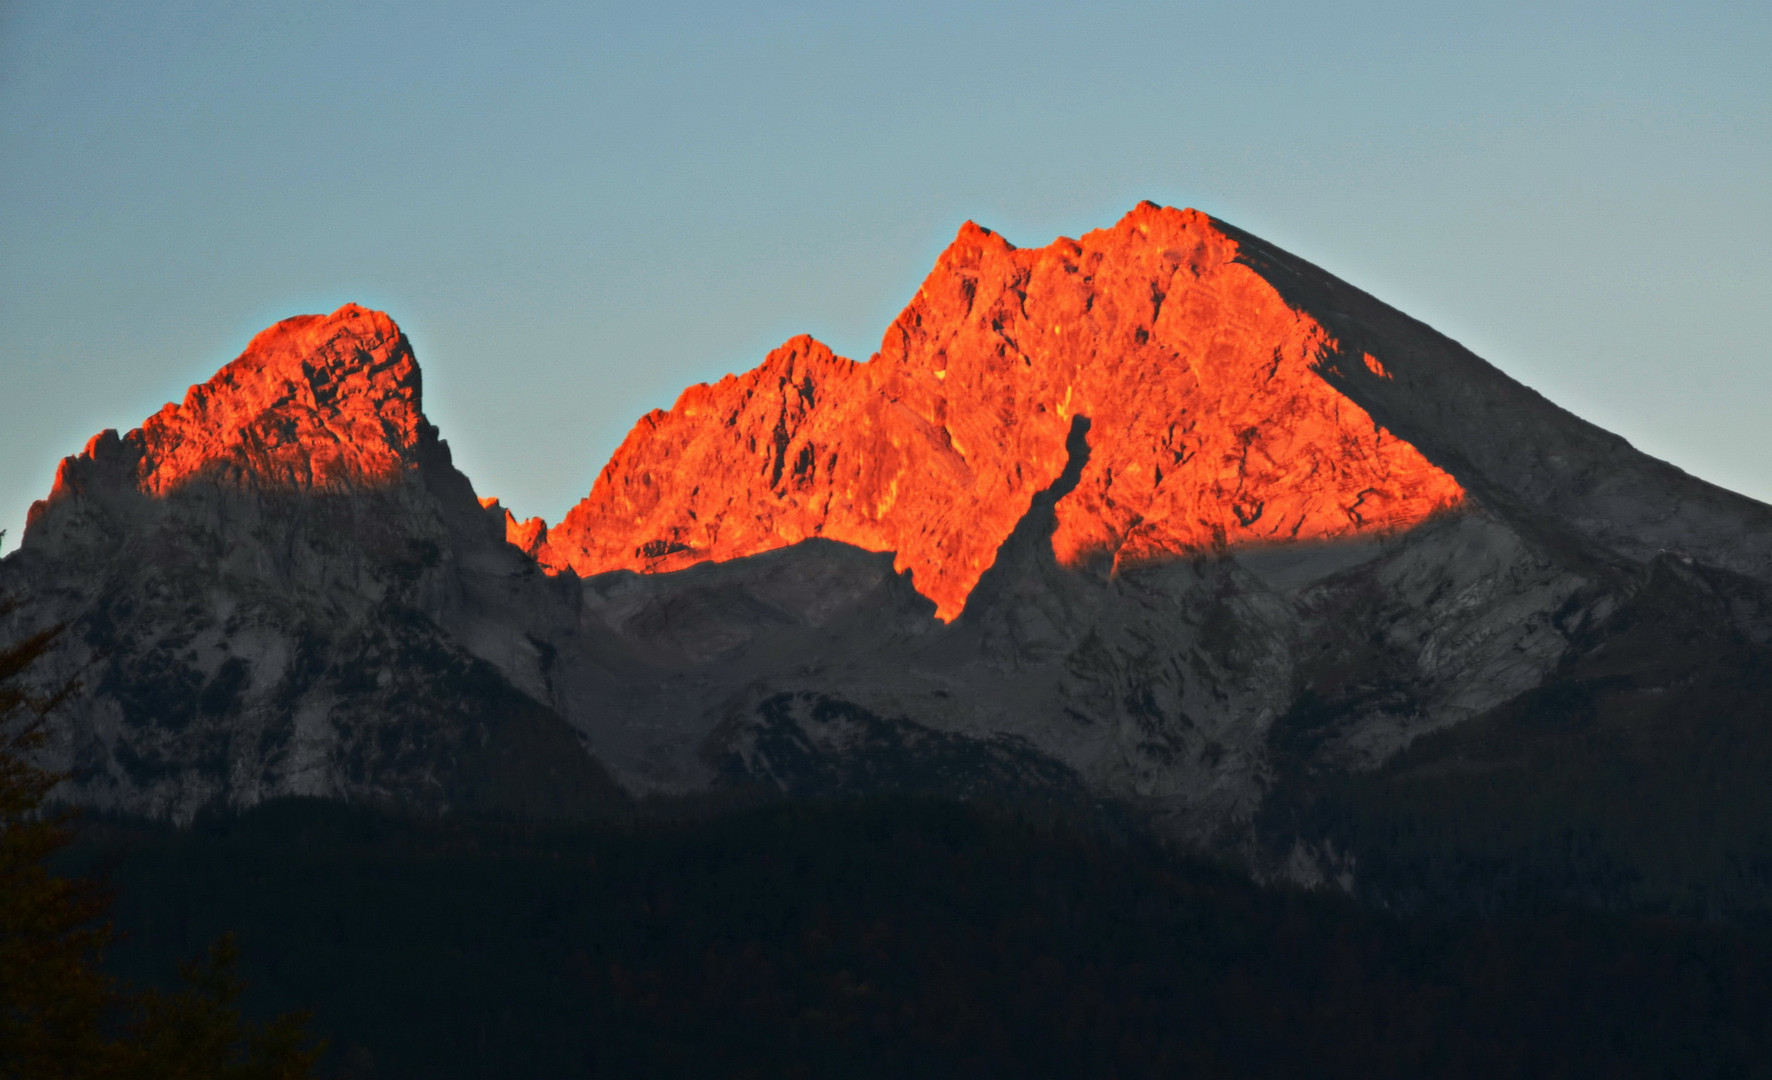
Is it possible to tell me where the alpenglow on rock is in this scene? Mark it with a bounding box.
[29,306,420,517]
[2,304,620,822]
[7,204,1772,913]
[535,205,1466,620]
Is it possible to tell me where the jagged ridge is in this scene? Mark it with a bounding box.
[28,305,422,533]
[535,204,1465,619]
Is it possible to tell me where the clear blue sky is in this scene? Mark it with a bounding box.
[3,1,1768,554]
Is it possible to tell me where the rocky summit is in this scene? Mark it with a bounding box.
[8,204,1772,909]
[539,205,1464,620]
[3,304,620,823]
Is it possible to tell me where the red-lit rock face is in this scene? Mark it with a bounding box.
[504,512,550,556]
[544,204,1464,620]
[25,213,1463,627]
[28,304,422,527]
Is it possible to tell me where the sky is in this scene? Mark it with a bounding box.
[2,0,1768,555]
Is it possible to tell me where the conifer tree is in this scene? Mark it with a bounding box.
[0,610,325,1079]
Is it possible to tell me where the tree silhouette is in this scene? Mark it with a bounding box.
[0,615,325,1079]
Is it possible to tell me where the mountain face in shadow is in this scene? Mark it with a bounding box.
[7,205,1772,915]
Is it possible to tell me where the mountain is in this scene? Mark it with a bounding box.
[7,204,1772,914]
[538,205,1463,620]
[1,305,621,822]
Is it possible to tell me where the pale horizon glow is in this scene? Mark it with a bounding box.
[2,1,1769,555]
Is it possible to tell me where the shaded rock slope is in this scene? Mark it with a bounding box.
[7,205,1772,913]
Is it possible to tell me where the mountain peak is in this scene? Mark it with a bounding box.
[26,304,424,539]
[541,204,1465,619]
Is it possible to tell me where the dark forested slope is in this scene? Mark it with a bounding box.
[73,797,1772,1080]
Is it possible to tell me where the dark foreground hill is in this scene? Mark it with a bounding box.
[68,796,1772,1080]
